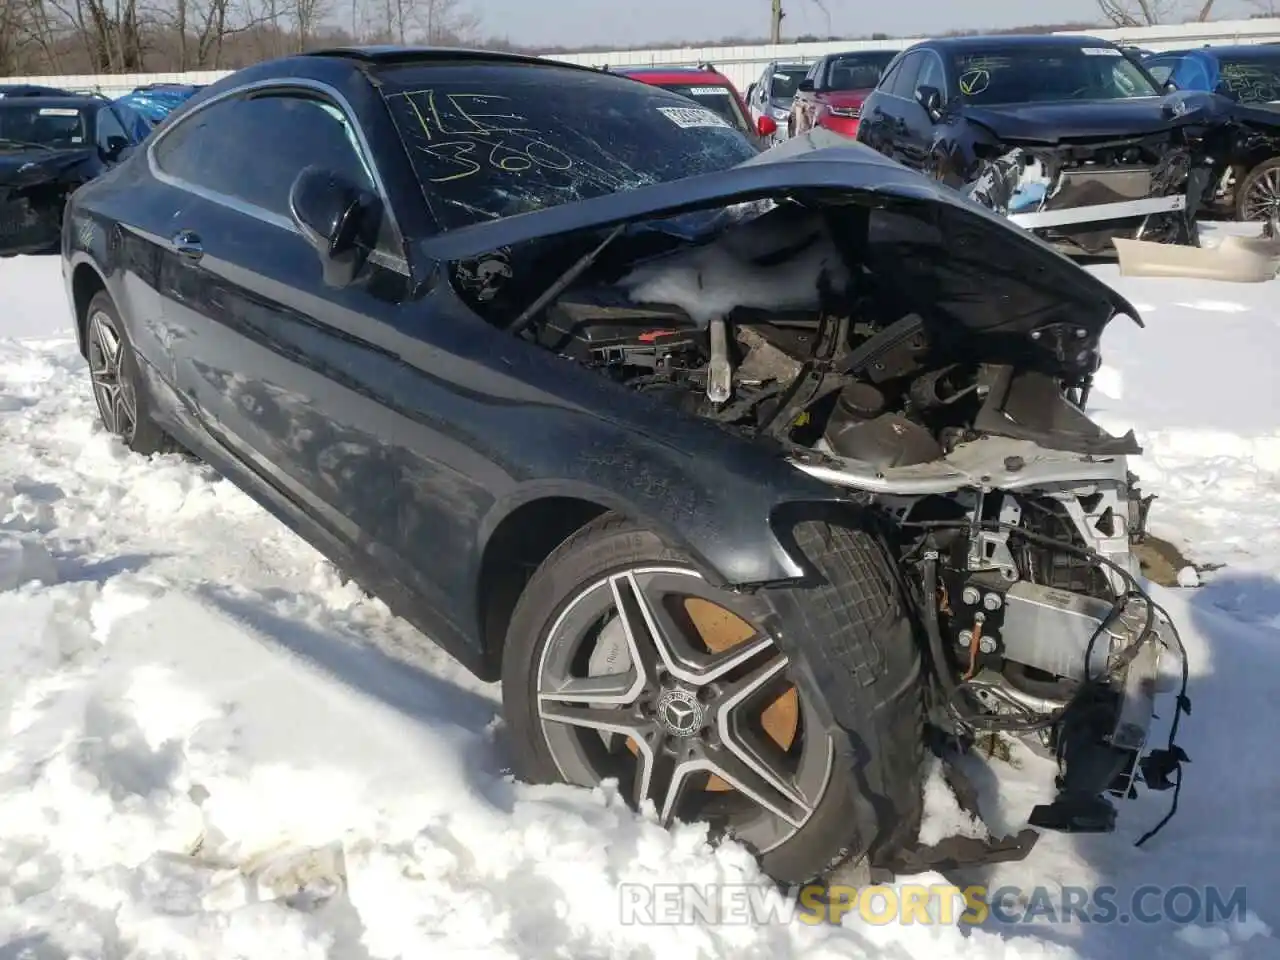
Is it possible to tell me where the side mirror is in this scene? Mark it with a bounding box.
[797,78,815,93]
[757,114,778,138]
[1164,79,1179,93]
[288,166,377,288]
[103,134,129,160]
[915,85,943,122]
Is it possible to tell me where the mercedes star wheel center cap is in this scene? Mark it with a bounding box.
[656,688,704,737]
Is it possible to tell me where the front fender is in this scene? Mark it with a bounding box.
[476,453,873,591]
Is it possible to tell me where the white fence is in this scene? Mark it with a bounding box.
[4,17,1280,98]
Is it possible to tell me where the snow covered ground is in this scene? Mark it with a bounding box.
[2,246,1278,960]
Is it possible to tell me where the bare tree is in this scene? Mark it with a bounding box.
[45,0,146,72]
[416,0,476,43]
[1096,0,1219,25]
[286,0,327,50]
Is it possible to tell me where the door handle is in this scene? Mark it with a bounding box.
[171,229,203,262]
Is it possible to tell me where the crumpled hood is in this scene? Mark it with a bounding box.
[0,148,95,187]
[420,131,1141,370]
[963,91,1226,143]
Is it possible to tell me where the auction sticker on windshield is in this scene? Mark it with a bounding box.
[1082,47,1122,56]
[658,106,732,129]
[37,108,80,116]
[687,87,731,96]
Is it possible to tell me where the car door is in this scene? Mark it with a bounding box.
[856,56,902,154]
[145,85,488,659]
[869,51,923,166]
[896,49,948,171]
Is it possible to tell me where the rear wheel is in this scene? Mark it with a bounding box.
[85,290,172,456]
[501,513,923,883]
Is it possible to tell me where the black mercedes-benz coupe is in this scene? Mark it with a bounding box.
[62,47,1188,884]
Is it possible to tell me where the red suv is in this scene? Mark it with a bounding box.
[790,49,900,139]
[612,65,777,145]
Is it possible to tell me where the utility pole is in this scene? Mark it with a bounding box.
[770,0,784,44]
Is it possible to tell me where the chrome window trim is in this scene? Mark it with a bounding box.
[146,76,409,276]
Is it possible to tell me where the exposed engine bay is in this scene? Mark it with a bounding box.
[454,196,1190,846]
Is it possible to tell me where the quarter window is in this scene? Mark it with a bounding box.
[1145,58,1177,85]
[95,108,129,151]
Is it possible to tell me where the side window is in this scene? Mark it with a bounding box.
[1145,58,1176,85]
[889,53,924,99]
[915,53,946,100]
[155,93,374,220]
[95,107,128,151]
[878,59,902,92]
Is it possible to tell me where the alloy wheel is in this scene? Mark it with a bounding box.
[87,309,137,442]
[1242,165,1280,222]
[536,566,833,854]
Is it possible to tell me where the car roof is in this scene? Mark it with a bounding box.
[0,95,103,110]
[615,66,730,81]
[820,48,900,60]
[1158,44,1280,59]
[189,45,611,110]
[921,34,1116,52]
[304,44,596,73]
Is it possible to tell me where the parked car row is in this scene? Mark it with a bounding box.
[740,36,1280,252]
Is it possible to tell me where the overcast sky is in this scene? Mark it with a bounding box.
[469,0,1263,47]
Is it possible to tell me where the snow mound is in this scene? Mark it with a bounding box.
[2,254,1280,957]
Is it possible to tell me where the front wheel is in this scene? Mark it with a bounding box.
[85,290,173,456]
[501,513,923,884]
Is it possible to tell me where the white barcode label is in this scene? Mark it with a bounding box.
[657,106,732,129]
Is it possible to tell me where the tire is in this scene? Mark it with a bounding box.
[502,512,923,885]
[85,290,173,456]
[1235,157,1280,223]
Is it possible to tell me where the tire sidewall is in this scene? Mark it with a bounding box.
[500,516,886,885]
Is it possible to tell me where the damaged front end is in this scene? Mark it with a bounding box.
[965,130,1212,256]
[0,150,95,257]
[958,92,1280,255]
[426,148,1191,854]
